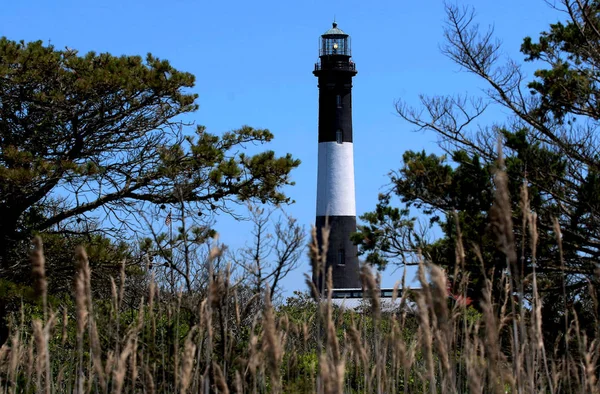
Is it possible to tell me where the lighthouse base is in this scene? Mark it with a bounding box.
[314,215,360,290]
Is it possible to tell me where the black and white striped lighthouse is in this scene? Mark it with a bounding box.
[313,22,360,290]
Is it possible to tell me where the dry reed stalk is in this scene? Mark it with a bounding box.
[61,306,68,346]
[552,217,571,382]
[75,247,89,391]
[30,236,51,394]
[322,274,345,393]
[346,323,367,367]
[404,334,418,392]
[110,276,118,311]
[489,141,517,268]
[223,263,233,371]
[305,274,321,303]
[244,313,262,393]
[464,328,484,394]
[494,275,510,334]
[32,319,46,394]
[360,265,380,320]
[490,143,524,392]
[148,271,157,371]
[387,320,400,392]
[398,275,410,334]
[30,237,47,319]
[149,272,156,311]
[173,289,183,391]
[571,313,586,391]
[56,365,67,390]
[416,263,436,394]
[430,264,456,393]
[118,259,126,309]
[112,336,135,394]
[234,370,243,393]
[203,254,215,394]
[392,278,401,304]
[32,314,56,394]
[115,302,145,392]
[130,335,139,391]
[519,180,530,284]
[318,352,345,394]
[302,320,310,348]
[0,341,8,368]
[526,211,554,393]
[518,181,533,394]
[209,242,224,261]
[145,367,156,394]
[180,327,197,394]
[200,299,213,393]
[110,276,120,357]
[360,264,383,392]
[104,351,115,384]
[209,274,222,310]
[528,211,540,391]
[245,330,260,385]
[262,286,282,393]
[80,247,107,392]
[451,210,466,289]
[213,362,230,394]
[451,209,474,393]
[8,332,20,388]
[24,336,34,392]
[309,223,328,393]
[192,298,207,390]
[480,276,507,394]
[234,288,241,327]
[76,246,106,393]
[278,314,290,354]
[89,318,106,391]
[323,268,337,350]
[583,339,599,394]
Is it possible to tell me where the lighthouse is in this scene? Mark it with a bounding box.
[313,22,360,291]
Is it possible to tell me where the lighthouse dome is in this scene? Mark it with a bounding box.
[323,22,348,37]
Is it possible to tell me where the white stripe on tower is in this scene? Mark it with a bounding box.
[316,142,356,217]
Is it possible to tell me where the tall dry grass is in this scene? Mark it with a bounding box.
[0,165,599,393]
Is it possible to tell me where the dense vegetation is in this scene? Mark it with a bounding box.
[1,0,600,393]
[0,199,598,393]
[0,35,300,345]
[354,1,600,347]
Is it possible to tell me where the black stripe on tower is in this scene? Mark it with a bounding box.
[314,216,361,291]
[316,79,354,143]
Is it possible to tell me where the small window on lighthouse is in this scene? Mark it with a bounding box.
[337,249,345,266]
[336,129,343,144]
[336,95,342,108]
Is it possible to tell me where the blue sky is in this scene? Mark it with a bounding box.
[1,0,561,294]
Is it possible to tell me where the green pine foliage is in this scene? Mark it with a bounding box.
[0,37,299,285]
